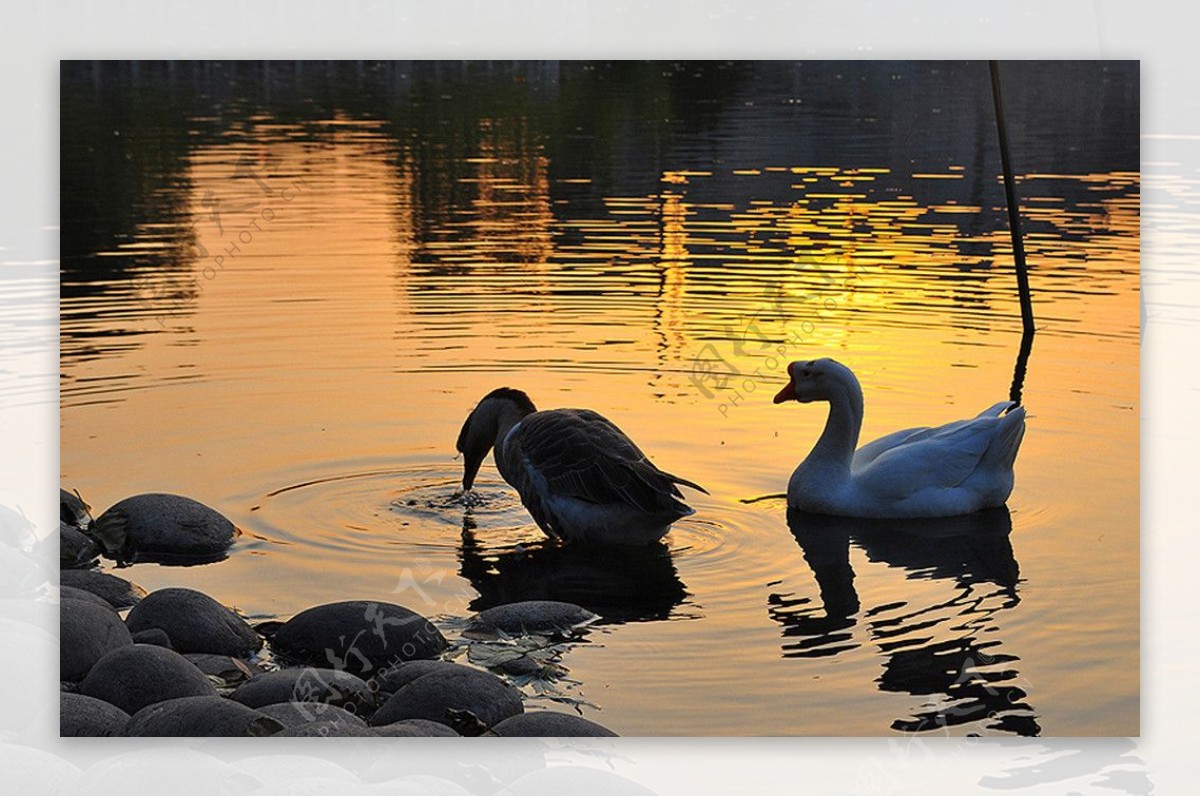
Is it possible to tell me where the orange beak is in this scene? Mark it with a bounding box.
[773,376,796,404]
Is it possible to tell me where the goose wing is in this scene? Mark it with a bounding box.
[512,409,705,516]
[851,402,1018,473]
[852,425,933,470]
[852,413,1009,499]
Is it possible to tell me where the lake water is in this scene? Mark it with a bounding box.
[60,61,1139,736]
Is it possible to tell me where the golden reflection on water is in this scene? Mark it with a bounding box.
[61,71,1139,736]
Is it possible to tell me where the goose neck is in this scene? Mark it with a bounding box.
[809,380,864,469]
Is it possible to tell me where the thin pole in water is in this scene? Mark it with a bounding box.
[989,60,1036,405]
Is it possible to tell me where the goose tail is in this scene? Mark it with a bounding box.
[982,404,1026,471]
[662,471,709,496]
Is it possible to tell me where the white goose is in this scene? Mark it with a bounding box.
[773,359,1026,518]
[455,388,706,545]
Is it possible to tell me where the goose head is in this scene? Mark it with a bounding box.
[772,358,859,404]
[455,387,537,491]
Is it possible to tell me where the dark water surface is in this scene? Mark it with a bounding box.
[60,61,1139,735]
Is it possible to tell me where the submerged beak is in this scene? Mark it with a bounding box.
[461,451,485,492]
[773,377,797,404]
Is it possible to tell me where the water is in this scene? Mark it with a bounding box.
[59,61,1139,736]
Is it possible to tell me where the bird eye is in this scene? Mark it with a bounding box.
[800,368,811,378]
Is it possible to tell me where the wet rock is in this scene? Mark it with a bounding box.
[370,718,460,737]
[80,644,216,714]
[60,488,92,529]
[60,692,130,737]
[491,711,618,737]
[372,660,475,696]
[230,668,375,716]
[60,598,133,682]
[122,696,282,737]
[59,569,146,610]
[183,653,263,685]
[60,522,99,569]
[370,666,523,734]
[463,600,598,640]
[272,720,377,737]
[130,628,172,649]
[266,600,446,674]
[125,587,260,656]
[92,493,238,564]
[61,585,113,610]
[257,701,368,730]
[485,653,561,678]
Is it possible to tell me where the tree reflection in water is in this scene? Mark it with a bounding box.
[773,507,1040,736]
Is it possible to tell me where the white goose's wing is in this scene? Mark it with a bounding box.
[508,409,705,535]
[852,412,1010,500]
[851,425,933,470]
[851,402,1015,472]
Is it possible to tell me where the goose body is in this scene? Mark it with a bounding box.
[773,359,1025,518]
[456,388,705,545]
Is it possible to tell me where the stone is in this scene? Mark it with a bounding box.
[60,598,133,682]
[60,522,99,569]
[59,569,146,610]
[122,696,282,737]
[369,667,522,734]
[256,701,368,730]
[130,628,172,649]
[92,493,238,564]
[272,720,377,737]
[183,653,263,685]
[372,660,474,696]
[370,719,459,737]
[464,600,598,640]
[80,644,216,715]
[60,585,113,610]
[60,692,129,737]
[491,711,618,737]
[230,668,375,716]
[60,488,92,529]
[266,600,446,674]
[125,587,259,656]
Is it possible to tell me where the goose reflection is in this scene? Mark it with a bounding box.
[458,514,688,624]
[772,506,1040,736]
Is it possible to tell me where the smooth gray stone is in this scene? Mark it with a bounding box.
[130,628,172,649]
[230,668,375,715]
[272,720,377,737]
[60,692,130,737]
[122,696,282,737]
[369,667,523,734]
[125,587,260,656]
[267,600,446,674]
[464,600,598,640]
[183,653,263,684]
[60,598,133,682]
[60,522,99,569]
[92,493,238,564]
[370,719,459,737]
[80,644,216,715]
[491,711,618,737]
[372,660,476,696]
[257,701,368,729]
[60,488,92,529]
[60,569,146,609]
[61,585,113,610]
